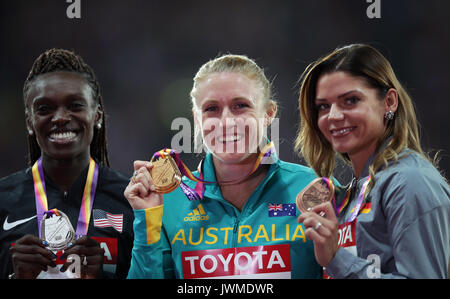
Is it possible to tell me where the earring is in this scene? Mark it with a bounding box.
[385,110,395,121]
[28,130,34,136]
[96,122,102,129]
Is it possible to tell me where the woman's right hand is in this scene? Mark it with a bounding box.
[124,160,163,210]
[9,234,56,279]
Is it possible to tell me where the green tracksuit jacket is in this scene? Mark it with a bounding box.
[128,153,322,279]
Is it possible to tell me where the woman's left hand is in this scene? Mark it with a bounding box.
[60,236,105,279]
[297,202,339,267]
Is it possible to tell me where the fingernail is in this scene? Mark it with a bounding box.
[67,242,73,248]
[42,240,49,246]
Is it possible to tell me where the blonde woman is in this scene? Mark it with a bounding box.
[125,54,323,278]
[296,44,450,278]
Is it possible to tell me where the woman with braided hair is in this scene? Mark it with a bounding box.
[0,48,134,279]
[23,48,109,167]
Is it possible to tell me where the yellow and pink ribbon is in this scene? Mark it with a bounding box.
[325,175,371,222]
[151,141,276,200]
[32,157,99,239]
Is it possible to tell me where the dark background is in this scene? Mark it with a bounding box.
[1,0,449,184]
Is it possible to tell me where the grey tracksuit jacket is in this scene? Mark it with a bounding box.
[325,148,450,279]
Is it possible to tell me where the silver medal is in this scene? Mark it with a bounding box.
[40,210,75,251]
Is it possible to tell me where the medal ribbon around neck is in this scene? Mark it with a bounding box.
[324,175,371,223]
[152,141,276,200]
[32,157,99,239]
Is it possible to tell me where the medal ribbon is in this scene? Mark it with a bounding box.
[346,176,371,223]
[151,149,213,201]
[32,157,99,239]
[77,158,99,238]
[152,141,276,200]
[323,177,350,216]
[326,175,371,222]
[153,149,215,185]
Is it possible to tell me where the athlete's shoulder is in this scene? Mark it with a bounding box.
[276,159,317,177]
[263,159,319,194]
[0,168,33,209]
[377,150,447,194]
[96,165,132,210]
[0,168,31,192]
[0,167,29,182]
[98,165,129,183]
[378,150,450,209]
[97,165,130,194]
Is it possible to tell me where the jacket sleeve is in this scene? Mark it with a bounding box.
[127,205,174,278]
[384,168,450,278]
[325,246,406,279]
[326,206,450,279]
[326,168,450,279]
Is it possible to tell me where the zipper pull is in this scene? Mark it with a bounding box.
[233,218,239,233]
[349,177,357,194]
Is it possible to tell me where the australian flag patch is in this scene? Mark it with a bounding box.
[268,203,296,217]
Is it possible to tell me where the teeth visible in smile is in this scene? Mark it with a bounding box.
[218,135,242,143]
[50,132,76,140]
[331,127,354,136]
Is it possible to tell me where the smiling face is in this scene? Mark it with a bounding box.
[25,71,102,161]
[193,72,269,164]
[315,71,387,164]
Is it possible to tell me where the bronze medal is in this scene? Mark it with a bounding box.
[150,155,182,194]
[296,178,334,213]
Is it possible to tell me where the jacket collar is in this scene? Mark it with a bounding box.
[200,147,281,201]
[356,135,395,180]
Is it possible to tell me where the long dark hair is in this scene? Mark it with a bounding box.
[23,48,109,166]
[296,44,427,188]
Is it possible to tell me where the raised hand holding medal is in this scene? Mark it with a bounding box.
[149,150,182,194]
[126,148,207,210]
[296,177,335,214]
[126,160,165,210]
[296,177,340,267]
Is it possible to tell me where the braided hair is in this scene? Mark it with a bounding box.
[23,48,109,166]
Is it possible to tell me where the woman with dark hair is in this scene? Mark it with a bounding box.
[296,44,450,278]
[0,48,134,279]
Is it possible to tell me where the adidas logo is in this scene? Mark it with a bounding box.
[184,204,210,222]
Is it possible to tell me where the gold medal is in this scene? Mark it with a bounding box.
[150,155,182,194]
[296,178,334,213]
